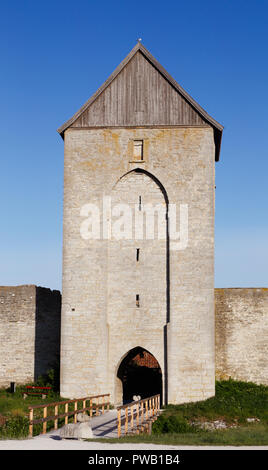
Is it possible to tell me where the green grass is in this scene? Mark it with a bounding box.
[0,388,60,415]
[0,368,63,439]
[96,424,268,446]
[165,379,268,425]
[0,390,64,439]
[152,379,268,435]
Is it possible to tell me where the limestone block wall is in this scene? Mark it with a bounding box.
[0,285,61,388]
[215,288,268,385]
[1,284,267,393]
[61,126,216,404]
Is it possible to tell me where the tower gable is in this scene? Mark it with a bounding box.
[70,51,207,128]
[58,42,223,160]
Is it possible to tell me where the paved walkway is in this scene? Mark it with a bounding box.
[37,410,119,441]
[0,436,266,450]
[87,409,119,438]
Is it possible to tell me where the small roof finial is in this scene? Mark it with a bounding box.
[137,38,142,43]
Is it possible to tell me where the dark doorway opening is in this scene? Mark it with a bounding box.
[117,347,162,405]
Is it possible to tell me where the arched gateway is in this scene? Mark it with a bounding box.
[59,41,222,404]
[117,347,163,405]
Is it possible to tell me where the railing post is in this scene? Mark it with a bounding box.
[102,395,105,414]
[125,406,128,435]
[96,397,99,416]
[90,399,93,417]
[43,407,47,434]
[131,405,134,430]
[107,395,110,411]
[65,403,68,425]
[136,402,139,428]
[145,400,148,420]
[29,408,33,437]
[54,405,58,429]
[117,409,121,438]
[74,401,77,423]
[141,401,144,424]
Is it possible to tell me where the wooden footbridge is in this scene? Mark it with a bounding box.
[28,393,161,439]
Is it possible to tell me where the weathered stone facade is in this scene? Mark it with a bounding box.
[215,288,268,385]
[0,285,61,388]
[60,126,216,404]
[58,43,222,405]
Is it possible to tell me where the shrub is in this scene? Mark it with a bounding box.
[153,414,197,434]
[0,414,7,427]
[0,415,29,439]
[10,408,25,418]
[35,366,60,392]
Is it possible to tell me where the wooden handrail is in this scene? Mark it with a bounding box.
[28,394,110,410]
[117,394,160,410]
[28,393,110,437]
[117,394,160,438]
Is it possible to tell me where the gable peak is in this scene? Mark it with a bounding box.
[57,42,223,161]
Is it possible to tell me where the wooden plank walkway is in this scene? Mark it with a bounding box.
[29,394,161,440]
[35,410,119,440]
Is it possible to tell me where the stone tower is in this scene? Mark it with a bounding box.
[58,42,223,404]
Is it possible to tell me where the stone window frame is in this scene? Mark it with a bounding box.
[128,138,149,163]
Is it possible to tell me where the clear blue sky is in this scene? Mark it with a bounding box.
[0,0,267,291]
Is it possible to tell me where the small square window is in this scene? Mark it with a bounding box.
[133,140,143,160]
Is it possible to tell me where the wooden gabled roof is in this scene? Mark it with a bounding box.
[57,42,223,161]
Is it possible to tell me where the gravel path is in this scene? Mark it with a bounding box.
[0,437,267,450]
